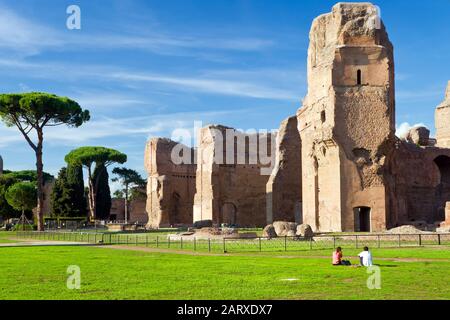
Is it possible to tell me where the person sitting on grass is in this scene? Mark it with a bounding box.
[332,247,351,266]
[358,246,373,267]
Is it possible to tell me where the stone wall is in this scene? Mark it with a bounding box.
[297,3,395,232]
[389,141,450,225]
[193,125,274,227]
[436,82,450,148]
[266,116,302,224]
[144,138,196,228]
[110,198,148,224]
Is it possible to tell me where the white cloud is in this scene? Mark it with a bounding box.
[0,58,302,101]
[0,110,240,148]
[0,5,273,58]
[110,72,299,101]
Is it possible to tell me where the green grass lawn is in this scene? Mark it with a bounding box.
[0,245,449,300]
[0,231,20,243]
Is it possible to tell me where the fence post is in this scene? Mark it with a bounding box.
[259,237,262,252]
[156,236,159,248]
[285,236,287,252]
[208,238,211,252]
[377,235,381,249]
[194,237,197,251]
[398,234,401,247]
[110,233,112,245]
[146,235,148,247]
[355,235,358,249]
[181,237,183,250]
[135,236,138,246]
[95,233,97,244]
[223,238,226,253]
[438,234,441,245]
[333,236,336,249]
[168,236,171,248]
[126,235,129,246]
[418,234,422,246]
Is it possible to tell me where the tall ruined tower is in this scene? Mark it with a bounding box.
[298,3,396,232]
[436,82,450,148]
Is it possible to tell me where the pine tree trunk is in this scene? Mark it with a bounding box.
[87,166,96,221]
[35,133,45,231]
[124,184,129,224]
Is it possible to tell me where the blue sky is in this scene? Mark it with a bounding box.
[0,0,449,187]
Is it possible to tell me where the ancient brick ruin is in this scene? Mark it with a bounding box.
[144,138,196,228]
[192,125,274,227]
[144,2,450,233]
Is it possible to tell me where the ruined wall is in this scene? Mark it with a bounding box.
[144,138,196,228]
[110,198,125,221]
[436,82,450,148]
[110,198,148,224]
[297,3,395,232]
[193,125,274,227]
[389,140,450,225]
[266,116,302,224]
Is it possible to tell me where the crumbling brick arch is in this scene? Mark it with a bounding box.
[434,155,450,185]
[221,202,237,226]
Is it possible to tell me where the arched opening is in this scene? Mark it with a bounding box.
[357,69,362,85]
[221,202,237,226]
[434,155,450,184]
[354,207,371,232]
[169,192,181,225]
[321,110,326,123]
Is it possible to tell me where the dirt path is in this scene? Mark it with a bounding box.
[0,241,91,247]
[95,245,450,263]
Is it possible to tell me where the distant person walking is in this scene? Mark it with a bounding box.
[358,246,373,267]
[332,247,351,266]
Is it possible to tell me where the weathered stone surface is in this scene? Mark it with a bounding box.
[145,138,196,229]
[405,126,430,146]
[266,116,302,224]
[193,125,274,227]
[262,224,277,238]
[389,142,450,225]
[286,230,296,237]
[447,202,450,224]
[297,2,395,233]
[272,221,297,236]
[436,81,450,148]
[436,226,450,233]
[296,224,314,238]
[193,220,213,229]
[111,198,148,224]
[386,225,427,234]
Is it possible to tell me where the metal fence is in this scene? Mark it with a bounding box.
[15,231,450,253]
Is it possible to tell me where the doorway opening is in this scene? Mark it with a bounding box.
[354,207,371,232]
[169,192,181,225]
[357,69,362,85]
[222,202,237,226]
[434,155,450,184]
